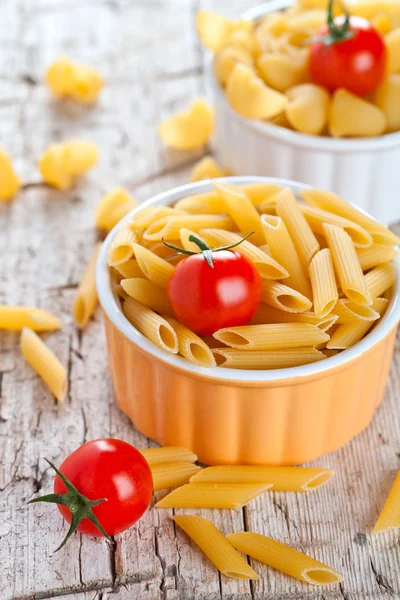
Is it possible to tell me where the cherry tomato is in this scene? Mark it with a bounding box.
[168,250,262,336]
[54,439,152,537]
[309,14,386,97]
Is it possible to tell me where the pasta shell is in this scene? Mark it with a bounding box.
[329,89,387,138]
[286,84,330,135]
[63,140,99,176]
[196,10,232,52]
[69,65,103,104]
[257,53,309,93]
[158,99,214,150]
[386,28,400,73]
[38,145,72,191]
[190,156,229,182]
[221,28,261,58]
[45,56,76,98]
[0,148,21,201]
[371,13,394,35]
[375,74,400,132]
[214,47,254,87]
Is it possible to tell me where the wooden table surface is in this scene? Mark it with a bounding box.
[1,0,399,598]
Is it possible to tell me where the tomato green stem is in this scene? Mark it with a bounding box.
[162,232,254,268]
[305,0,355,47]
[28,458,113,551]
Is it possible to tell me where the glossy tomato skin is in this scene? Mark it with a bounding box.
[167,250,262,336]
[54,439,153,536]
[309,16,386,96]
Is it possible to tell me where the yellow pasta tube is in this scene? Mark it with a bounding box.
[332,299,380,323]
[200,229,289,279]
[140,446,197,466]
[114,259,144,279]
[190,466,333,491]
[323,223,372,306]
[276,187,320,267]
[143,214,235,241]
[261,280,312,312]
[151,462,202,491]
[164,317,216,367]
[212,347,326,369]
[213,182,265,245]
[179,228,207,253]
[249,304,338,331]
[190,156,229,182]
[375,74,400,132]
[0,306,61,331]
[309,249,338,318]
[156,482,272,509]
[130,206,186,230]
[121,278,174,316]
[95,188,137,232]
[132,243,174,288]
[373,471,400,533]
[174,516,259,580]
[298,204,373,248]
[20,328,67,403]
[123,297,178,354]
[327,298,388,349]
[365,262,396,298]
[226,532,343,586]
[108,225,137,266]
[213,323,329,350]
[357,244,399,271]
[73,243,102,329]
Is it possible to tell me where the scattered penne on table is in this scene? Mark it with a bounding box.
[0,306,61,331]
[373,471,400,533]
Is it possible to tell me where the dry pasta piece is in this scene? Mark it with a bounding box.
[108,225,137,266]
[257,53,308,93]
[196,11,233,52]
[63,141,99,176]
[226,63,288,120]
[357,244,399,271]
[261,214,312,298]
[213,323,329,350]
[151,463,202,491]
[158,99,213,150]
[329,89,386,137]
[221,27,261,58]
[45,56,75,98]
[143,213,235,242]
[276,187,320,267]
[164,317,216,368]
[114,259,143,279]
[46,57,103,104]
[130,206,186,230]
[156,482,271,509]
[39,144,72,190]
[212,347,326,369]
[226,532,343,586]
[285,84,330,135]
[190,466,333,491]
[241,183,284,206]
[174,516,259,580]
[132,244,174,288]
[95,188,137,232]
[374,74,400,132]
[20,328,67,403]
[371,13,394,34]
[73,243,102,329]
[323,223,372,306]
[327,297,388,349]
[365,262,396,298]
[332,299,380,323]
[261,279,312,312]
[386,28,400,73]
[309,249,338,318]
[121,278,174,317]
[250,304,338,330]
[123,297,178,354]
[285,9,326,32]
[213,182,265,245]
[373,471,400,533]
[214,47,254,87]
[0,148,21,201]
[140,446,197,466]
[200,229,289,279]
[0,306,61,331]
[179,228,207,253]
[190,156,229,182]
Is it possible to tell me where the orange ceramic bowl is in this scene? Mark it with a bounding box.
[97,177,400,466]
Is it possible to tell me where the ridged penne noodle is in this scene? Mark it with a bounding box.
[114,258,144,279]
[327,298,388,349]
[213,182,265,245]
[261,214,312,298]
[357,244,399,271]
[174,516,259,580]
[165,317,216,367]
[0,306,61,331]
[373,471,400,533]
[200,228,289,279]
[108,224,137,266]
[156,482,272,508]
[226,532,343,586]
[298,203,373,248]
[132,243,174,288]
[130,206,186,230]
[190,466,333,491]
[123,297,178,353]
[95,188,136,232]
[20,328,67,403]
[212,347,326,369]
[365,262,396,299]
[261,280,312,312]
[324,223,372,306]
[143,214,235,241]
[332,299,380,324]
[309,249,338,318]
[249,304,338,331]
[213,323,329,350]
[151,462,202,490]
[276,188,320,267]
[140,446,197,466]
[73,243,102,329]
[121,278,174,316]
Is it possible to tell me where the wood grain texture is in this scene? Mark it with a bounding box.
[0,0,399,599]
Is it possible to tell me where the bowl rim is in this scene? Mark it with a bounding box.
[97,176,400,384]
[206,0,400,154]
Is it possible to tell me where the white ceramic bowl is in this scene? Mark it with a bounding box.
[207,0,400,224]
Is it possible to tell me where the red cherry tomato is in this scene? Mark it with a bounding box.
[54,439,153,537]
[167,250,262,336]
[309,15,386,97]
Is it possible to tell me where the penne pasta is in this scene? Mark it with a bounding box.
[212,347,326,369]
[249,304,338,331]
[73,243,102,329]
[156,482,272,509]
[0,306,61,331]
[20,328,67,403]
[130,206,187,230]
[323,223,372,306]
[114,258,144,279]
[373,471,400,533]
[132,243,174,288]
[143,214,235,242]
[108,224,137,266]
[365,262,396,299]
[226,532,343,586]
[189,156,229,182]
[121,278,173,316]
[174,516,259,580]
[332,299,380,323]
[123,297,178,354]
[309,249,338,318]
[190,466,333,491]
[327,297,388,349]
[140,446,197,466]
[151,462,202,490]
[261,279,312,312]
[357,244,399,271]
[95,188,136,232]
[164,317,216,367]
[180,228,207,253]
[213,323,329,350]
